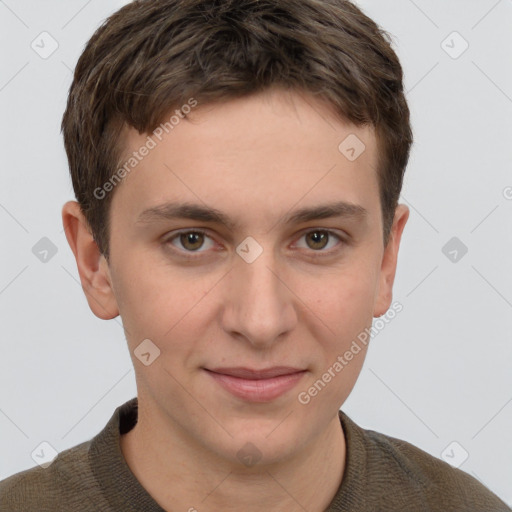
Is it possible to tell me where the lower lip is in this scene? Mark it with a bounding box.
[205,370,306,403]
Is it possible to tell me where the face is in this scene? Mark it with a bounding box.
[64,88,408,466]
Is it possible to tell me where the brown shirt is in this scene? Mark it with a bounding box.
[1,397,510,511]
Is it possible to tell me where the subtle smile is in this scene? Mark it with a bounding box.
[203,367,307,403]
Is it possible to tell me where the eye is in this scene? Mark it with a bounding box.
[166,229,215,253]
[163,228,345,259]
[294,229,343,252]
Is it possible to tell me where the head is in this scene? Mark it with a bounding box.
[62,0,411,467]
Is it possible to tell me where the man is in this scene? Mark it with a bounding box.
[1,0,510,510]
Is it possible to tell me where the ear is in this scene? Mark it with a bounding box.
[373,204,409,317]
[61,201,119,320]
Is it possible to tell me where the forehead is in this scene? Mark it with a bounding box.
[110,89,380,228]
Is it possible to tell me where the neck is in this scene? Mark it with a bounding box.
[120,402,346,512]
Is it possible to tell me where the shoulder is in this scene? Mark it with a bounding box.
[339,411,511,511]
[0,439,104,512]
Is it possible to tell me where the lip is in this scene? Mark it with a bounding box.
[204,367,307,402]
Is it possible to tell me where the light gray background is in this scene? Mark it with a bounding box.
[1,0,511,505]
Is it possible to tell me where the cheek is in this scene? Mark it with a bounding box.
[304,262,379,340]
[295,268,377,406]
[111,254,213,346]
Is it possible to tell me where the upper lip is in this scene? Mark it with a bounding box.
[205,366,306,380]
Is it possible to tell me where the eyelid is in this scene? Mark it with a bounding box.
[291,228,345,253]
[164,228,218,254]
[163,227,347,258]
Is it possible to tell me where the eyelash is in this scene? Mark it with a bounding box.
[163,228,346,260]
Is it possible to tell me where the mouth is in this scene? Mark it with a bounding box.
[203,366,307,403]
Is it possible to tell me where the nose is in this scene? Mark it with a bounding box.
[220,247,297,349]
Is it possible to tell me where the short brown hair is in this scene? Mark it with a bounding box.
[62,0,412,260]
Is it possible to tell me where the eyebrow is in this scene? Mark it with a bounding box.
[136,200,368,230]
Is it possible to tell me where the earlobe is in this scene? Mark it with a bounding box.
[61,201,119,320]
[373,204,409,318]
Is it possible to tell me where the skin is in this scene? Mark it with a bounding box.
[62,88,409,512]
